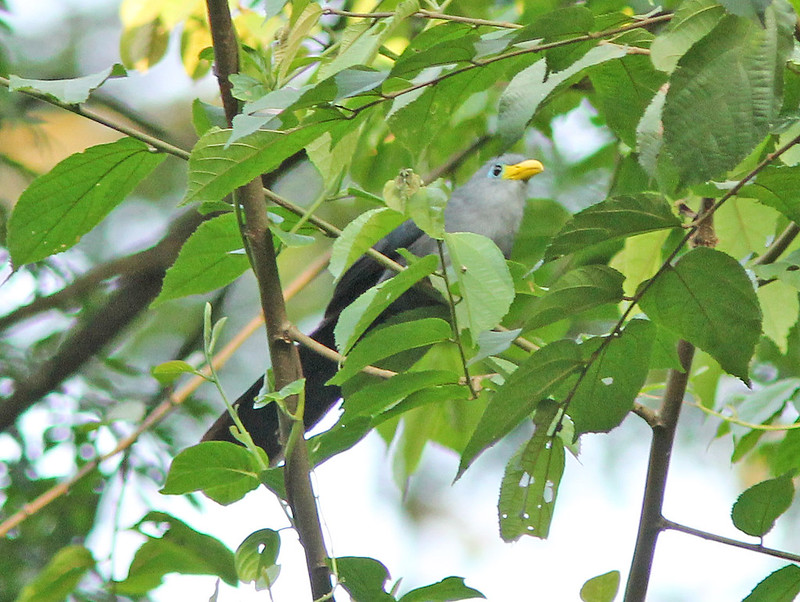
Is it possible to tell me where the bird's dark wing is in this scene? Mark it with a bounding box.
[323,219,425,318]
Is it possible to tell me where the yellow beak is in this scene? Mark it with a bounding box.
[502,159,544,181]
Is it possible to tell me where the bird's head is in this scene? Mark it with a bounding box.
[484,154,545,183]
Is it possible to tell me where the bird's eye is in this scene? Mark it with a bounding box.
[489,164,503,178]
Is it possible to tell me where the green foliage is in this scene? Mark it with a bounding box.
[7,137,164,265]
[731,474,795,537]
[9,0,800,599]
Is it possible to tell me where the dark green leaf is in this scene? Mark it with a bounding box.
[650,0,725,73]
[160,442,261,505]
[330,318,451,385]
[524,265,625,331]
[16,545,94,602]
[458,339,584,477]
[335,254,439,354]
[512,6,595,44]
[569,319,655,436]
[743,564,800,602]
[118,511,236,594]
[398,576,486,601]
[731,474,794,537]
[639,247,762,381]
[8,137,165,265]
[545,194,681,260]
[499,400,565,541]
[183,120,347,204]
[589,55,666,147]
[662,5,795,185]
[445,232,515,335]
[343,370,457,421]
[329,207,406,279]
[153,213,249,305]
[9,64,127,104]
[333,556,394,602]
[580,570,621,602]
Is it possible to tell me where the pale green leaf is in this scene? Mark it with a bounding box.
[9,64,127,104]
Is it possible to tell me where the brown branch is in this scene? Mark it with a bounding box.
[205,0,332,597]
[321,7,523,29]
[624,339,695,602]
[662,518,800,564]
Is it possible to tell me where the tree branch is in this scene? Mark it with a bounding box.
[205,0,332,597]
[624,339,695,602]
[662,518,800,564]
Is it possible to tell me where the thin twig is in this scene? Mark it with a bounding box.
[436,240,477,399]
[321,7,523,29]
[662,518,800,564]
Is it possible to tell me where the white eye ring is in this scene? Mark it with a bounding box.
[489,164,503,178]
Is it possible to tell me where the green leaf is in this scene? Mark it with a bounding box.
[731,474,795,537]
[16,545,95,602]
[160,442,261,506]
[7,137,165,265]
[235,529,280,587]
[330,318,452,385]
[333,556,394,602]
[390,25,479,78]
[743,565,800,602]
[467,328,522,367]
[499,400,565,541]
[153,213,249,305]
[342,370,458,421]
[721,0,773,21]
[636,87,668,178]
[9,64,127,104]
[580,570,621,602]
[445,231,514,336]
[545,194,681,260]
[513,6,595,44]
[183,120,346,204]
[639,247,762,381]
[714,198,779,260]
[398,576,486,601]
[458,339,584,478]
[388,62,500,155]
[589,55,666,147]
[524,265,625,331]
[407,184,448,239]
[335,254,439,354]
[757,282,799,353]
[609,230,671,297]
[497,45,626,144]
[118,511,237,594]
[662,5,795,185]
[253,378,306,409]
[650,0,725,73]
[329,207,406,279]
[741,165,800,224]
[569,319,654,436]
[151,360,200,384]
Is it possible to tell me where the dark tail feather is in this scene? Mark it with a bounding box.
[201,319,341,460]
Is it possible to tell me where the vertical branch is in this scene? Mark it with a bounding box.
[624,198,714,601]
[623,339,694,601]
[204,1,333,598]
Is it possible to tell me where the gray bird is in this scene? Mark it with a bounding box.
[203,154,544,458]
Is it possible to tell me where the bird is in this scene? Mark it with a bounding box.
[202,154,544,460]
